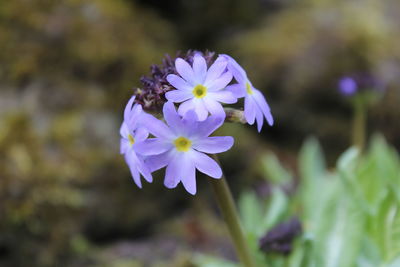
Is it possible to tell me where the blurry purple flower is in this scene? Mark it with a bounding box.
[338,73,385,97]
[166,54,236,121]
[222,55,274,132]
[338,77,357,96]
[136,102,234,195]
[120,96,152,188]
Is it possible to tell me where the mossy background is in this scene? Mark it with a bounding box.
[0,0,399,266]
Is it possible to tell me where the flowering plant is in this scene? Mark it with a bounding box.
[120,51,273,195]
[337,73,385,150]
[119,51,274,267]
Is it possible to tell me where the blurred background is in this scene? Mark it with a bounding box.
[0,0,399,266]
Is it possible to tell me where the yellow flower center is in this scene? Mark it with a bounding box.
[174,136,192,152]
[128,134,135,146]
[246,82,253,95]
[192,84,207,98]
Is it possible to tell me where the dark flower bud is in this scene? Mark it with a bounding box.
[259,217,302,256]
[133,50,217,113]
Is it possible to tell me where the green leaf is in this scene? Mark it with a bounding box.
[288,236,314,267]
[336,147,372,214]
[357,236,381,267]
[385,256,400,267]
[297,138,327,223]
[193,254,238,267]
[262,153,293,185]
[368,134,400,202]
[375,191,400,262]
[318,198,364,267]
[261,188,289,232]
[298,137,326,182]
[239,190,264,235]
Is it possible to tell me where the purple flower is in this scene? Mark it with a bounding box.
[136,102,234,195]
[338,77,358,96]
[222,55,274,132]
[338,74,385,97]
[166,54,237,121]
[120,96,152,188]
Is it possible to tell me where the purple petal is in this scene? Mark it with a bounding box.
[135,138,172,156]
[208,90,237,104]
[175,58,195,85]
[130,103,143,121]
[191,151,222,178]
[255,108,264,132]
[136,155,153,183]
[193,99,209,121]
[182,110,199,136]
[124,96,136,121]
[120,138,129,154]
[120,122,130,138]
[182,110,198,126]
[134,127,149,142]
[123,102,143,133]
[204,56,228,85]
[125,151,142,188]
[206,71,233,91]
[244,96,256,125]
[164,153,181,189]
[145,151,170,172]
[195,115,224,137]
[177,99,195,117]
[193,136,234,154]
[141,113,173,139]
[179,156,197,195]
[193,54,207,84]
[226,83,246,98]
[221,54,247,84]
[203,98,225,118]
[163,101,184,132]
[252,89,274,126]
[166,74,192,91]
[165,90,193,103]
[126,103,143,131]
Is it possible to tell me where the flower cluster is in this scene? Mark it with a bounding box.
[120,51,273,194]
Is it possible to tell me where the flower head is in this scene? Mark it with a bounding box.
[166,54,237,121]
[222,54,274,132]
[120,51,275,193]
[338,77,357,96]
[135,102,234,195]
[120,96,152,188]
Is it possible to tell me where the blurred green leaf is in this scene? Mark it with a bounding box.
[298,137,326,182]
[261,188,289,233]
[239,190,264,236]
[374,191,400,263]
[262,153,293,185]
[209,135,400,267]
[297,137,328,226]
[193,254,238,267]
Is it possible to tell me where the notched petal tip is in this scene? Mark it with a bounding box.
[164,179,178,189]
[186,187,197,195]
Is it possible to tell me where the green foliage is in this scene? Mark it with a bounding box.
[195,135,400,267]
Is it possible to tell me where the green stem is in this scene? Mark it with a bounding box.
[209,155,256,267]
[352,97,366,151]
